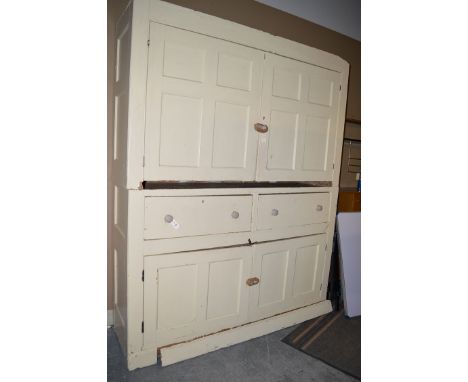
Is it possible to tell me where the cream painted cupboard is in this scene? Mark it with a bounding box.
[112,0,349,370]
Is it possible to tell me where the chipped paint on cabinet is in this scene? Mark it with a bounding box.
[112,0,349,371]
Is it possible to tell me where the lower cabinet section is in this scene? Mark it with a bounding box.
[143,234,327,350]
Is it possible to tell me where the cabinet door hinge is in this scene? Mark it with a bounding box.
[141,321,144,333]
[332,163,335,169]
[320,283,323,291]
[339,84,342,91]
[142,270,144,282]
[142,156,145,167]
[147,39,150,46]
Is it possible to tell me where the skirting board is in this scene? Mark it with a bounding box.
[107,309,114,327]
[160,300,332,367]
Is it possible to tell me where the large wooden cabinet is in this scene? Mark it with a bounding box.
[112,0,349,370]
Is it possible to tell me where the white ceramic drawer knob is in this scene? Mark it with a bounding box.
[271,209,279,216]
[164,214,174,223]
[231,211,240,219]
[316,205,323,212]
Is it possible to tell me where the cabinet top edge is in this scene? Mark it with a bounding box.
[134,0,349,74]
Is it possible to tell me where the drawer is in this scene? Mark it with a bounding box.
[144,195,253,239]
[257,193,330,230]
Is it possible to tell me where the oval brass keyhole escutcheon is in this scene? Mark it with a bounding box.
[254,123,268,133]
[316,205,323,212]
[246,277,260,286]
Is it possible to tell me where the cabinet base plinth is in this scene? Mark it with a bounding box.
[127,349,158,371]
[127,300,332,370]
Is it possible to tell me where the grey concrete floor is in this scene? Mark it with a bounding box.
[108,326,357,382]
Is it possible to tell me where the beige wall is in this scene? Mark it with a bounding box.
[107,0,361,310]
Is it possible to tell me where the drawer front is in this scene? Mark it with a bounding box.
[144,195,253,239]
[257,193,330,230]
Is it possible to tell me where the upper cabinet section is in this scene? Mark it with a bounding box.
[144,25,346,183]
[121,0,349,188]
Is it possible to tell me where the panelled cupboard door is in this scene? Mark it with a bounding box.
[145,23,264,181]
[248,235,327,321]
[143,246,252,349]
[256,53,342,181]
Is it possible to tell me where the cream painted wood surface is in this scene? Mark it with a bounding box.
[158,300,332,368]
[112,3,132,355]
[248,235,327,321]
[257,53,342,181]
[144,195,253,239]
[127,300,332,369]
[145,23,264,181]
[144,23,346,182]
[113,4,132,188]
[142,188,335,256]
[126,0,150,189]
[148,1,348,73]
[126,191,146,355]
[256,192,330,230]
[112,0,349,370]
[143,246,251,348]
[142,234,328,352]
[120,0,349,188]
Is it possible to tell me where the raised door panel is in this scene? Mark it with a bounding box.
[145,23,263,181]
[257,53,342,181]
[248,235,327,321]
[143,246,252,349]
[291,239,327,308]
[248,239,292,321]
